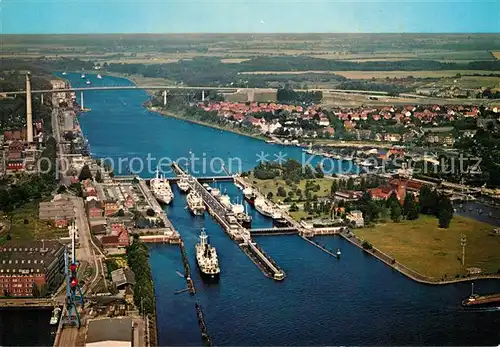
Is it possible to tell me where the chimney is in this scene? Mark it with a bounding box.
[26,73,34,143]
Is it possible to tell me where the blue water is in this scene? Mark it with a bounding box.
[67,73,500,346]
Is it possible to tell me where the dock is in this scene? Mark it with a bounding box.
[179,240,196,295]
[195,302,212,346]
[0,298,58,308]
[250,227,298,236]
[299,235,339,258]
[171,162,286,281]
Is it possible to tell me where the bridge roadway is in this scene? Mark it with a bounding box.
[171,162,285,280]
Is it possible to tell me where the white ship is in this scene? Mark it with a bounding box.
[187,190,205,216]
[195,228,220,277]
[254,197,282,219]
[81,73,85,79]
[62,71,67,76]
[150,167,173,204]
[232,198,252,226]
[211,187,221,198]
[219,194,232,209]
[86,80,91,85]
[177,174,191,193]
[97,74,102,79]
[50,307,61,325]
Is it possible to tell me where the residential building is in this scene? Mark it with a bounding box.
[86,198,103,219]
[0,240,65,297]
[111,268,136,291]
[104,200,120,216]
[101,224,129,248]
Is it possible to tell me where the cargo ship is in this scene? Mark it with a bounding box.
[195,228,220,278]
[461,283,500,308]
[254,197,282,220]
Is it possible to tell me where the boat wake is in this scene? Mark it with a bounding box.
[175,271,185,278]
[463,306,500,312]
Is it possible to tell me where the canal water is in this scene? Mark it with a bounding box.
[0,308,55,346]
[10,72,498,346]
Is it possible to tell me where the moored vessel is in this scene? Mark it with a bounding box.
[254,197,281,219]
[218,194,232,209]
[86,79,91,85]
[177,174,191,193]
[195,228,220,278]
[232,198,252,226]
[97,74,102,79]
[50,307,61,325]
[243,187,257,205]
[81,73,85,79]
[462,283,500,308]
[187,190,205,216]
[150,167,173,204]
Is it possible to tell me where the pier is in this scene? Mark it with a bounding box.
[250,227,298,235]
[171,162,286,281]
[195,303,212,346]
[179,240,196,295]
[299,236,339,259]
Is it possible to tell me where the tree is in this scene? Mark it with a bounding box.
[403,193,419,220]
[146,208,155,217]
[315,164,324,178]
[95,170,103,183]
[438,196,454,228]
[56,185,67,194]
[387,192,400,209]
[116,209,125,217]
[277,186,287,197]
[78,164,93,181]
[267,192,273,200]
[330,181,338,196]
[289,203,299,212]
[391,204,402,223]
[346,177,355,190]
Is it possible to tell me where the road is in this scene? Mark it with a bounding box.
[55,327,78,347]
[69,196,103,293]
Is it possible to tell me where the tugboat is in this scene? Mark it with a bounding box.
[462,283,500,308]
[195,228,220,278]
[243,187,257,205]
[336,248,341,257]
[187,190,205,216]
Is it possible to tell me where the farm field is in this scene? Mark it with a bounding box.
[240,70,496,79]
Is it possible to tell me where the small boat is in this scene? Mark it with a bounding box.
[50,307,61,325]
[81,73,85,79]
[86,80,91,85]
[97,74,102,79]
[336,248,341,257]
[62,71,67,76]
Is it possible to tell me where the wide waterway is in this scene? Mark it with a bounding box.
[35,73,500,345]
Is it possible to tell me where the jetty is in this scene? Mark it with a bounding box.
[171,162,286,281]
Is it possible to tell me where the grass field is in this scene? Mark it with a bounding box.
[355,215,500,279]
[0,202,67,242]
[240,70,495,79]
[247,175,333,204]
[421,75,500,89]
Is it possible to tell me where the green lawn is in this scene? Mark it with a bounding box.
[355,215,500,279]
[0,202,68,242]
[246,175,333,204]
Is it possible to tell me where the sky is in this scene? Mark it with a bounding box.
[1,0,499,34]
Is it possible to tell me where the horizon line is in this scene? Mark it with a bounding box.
[2,32,500,36]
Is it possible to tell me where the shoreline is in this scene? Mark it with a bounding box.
[340,231,500,285]
[146,106,268,142]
